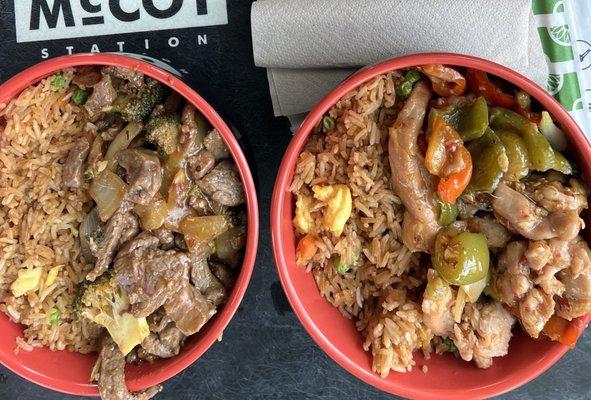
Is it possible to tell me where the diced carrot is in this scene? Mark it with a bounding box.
[296,234,317,264]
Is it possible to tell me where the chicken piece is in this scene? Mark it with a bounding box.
[117,149,162,205]
[97,335,162,400]
[85,74,117,117]
[492,181,583,241]
[519,287,555,338]
[493,238,580,338]
[524,241,552,271]
[556,237,591,320]
[532,239,567,298]
[524,176,588,214]
[187,149,215,181]
[63,136,91,188]
[494,241,532,305]
[421,269,455,336]
[204,129,230,160]
[197,160,245,207]
[466,215,513,248]
[451,301,514,369]
[457,193,493,219]
[387,81,439,253]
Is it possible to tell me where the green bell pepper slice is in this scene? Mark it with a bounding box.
[497,129,530,181]
[435,195,459,226]
[490,107,571,173]
[427,97,488,142]
[466,128,507,193]
[432,228,490,286]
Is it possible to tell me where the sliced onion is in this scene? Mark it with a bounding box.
[215,226,246,268]
[79,207,102,261]
[89,170,128,221]
[453,286,466,323]
[461,273,489,303]
[539,111,568,152]
[134,195,169,230]
[105,122,143,171]
[179,215,229,242]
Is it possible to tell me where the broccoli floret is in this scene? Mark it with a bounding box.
[74,272,149,355]
[145,114,181,155]
[109,78,168,122]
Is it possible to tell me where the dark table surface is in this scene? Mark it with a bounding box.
[0,1,590,399]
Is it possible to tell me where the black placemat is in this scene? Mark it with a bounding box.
[0,1,589,399]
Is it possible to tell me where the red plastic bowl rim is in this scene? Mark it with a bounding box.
[271,52,591,400]
[0,53,259,396]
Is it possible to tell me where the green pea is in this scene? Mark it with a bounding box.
[435,195,458,226]
[322,116,336,131]
[49,307,61,325]
[333,255,350,273]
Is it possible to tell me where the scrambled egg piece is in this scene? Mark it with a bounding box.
[294,194,315,234]
[45,265,62,287]
[11,267,43,297]
[312,184,352,237]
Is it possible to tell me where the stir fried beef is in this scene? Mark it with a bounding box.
[163,280,216,336]
[387,81,439,253]
[210,261,235,288]
[117,149,162,204]
[86,207,138,281]
[451,302,514,369]
[190,255,227,305]
[492,181,582,241]
[97,335,162,400]
[85,74,117,117]
[38,66,247,399]
[140,325,185,359]
[204,129,230,160]
[102,66,144,90]
[187,150,215,181]
[63,135,91,188]
[113,233,217,335]
[72,66,102,88]
[198,161,246,207]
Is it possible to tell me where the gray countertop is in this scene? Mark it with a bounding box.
[0,1,590,399]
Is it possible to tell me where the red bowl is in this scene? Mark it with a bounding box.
[271,53,591,399]
[0,54,259,396]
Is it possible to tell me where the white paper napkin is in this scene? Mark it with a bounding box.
[252,0,547,117]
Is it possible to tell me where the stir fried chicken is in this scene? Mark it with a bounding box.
[388,81,439,253]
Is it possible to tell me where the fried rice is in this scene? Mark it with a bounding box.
[291,72,434,377]
[0,70,102,354]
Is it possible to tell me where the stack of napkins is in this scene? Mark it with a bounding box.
[251,0,547,119]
